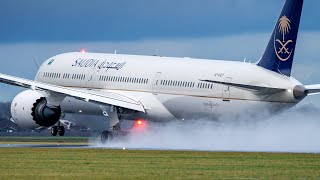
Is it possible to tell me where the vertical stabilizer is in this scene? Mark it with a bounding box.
[258,0,303,76]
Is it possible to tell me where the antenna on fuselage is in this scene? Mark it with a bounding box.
[33,56,40,69]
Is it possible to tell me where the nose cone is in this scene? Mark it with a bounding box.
[293,85,308,100]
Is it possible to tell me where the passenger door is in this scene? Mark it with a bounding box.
[222,77,232,101]
[152,72,162,95]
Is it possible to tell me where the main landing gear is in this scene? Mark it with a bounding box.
[51,121,65,136]
[100,124,129,144]
[101,130,113,143]
[100,106,130,144]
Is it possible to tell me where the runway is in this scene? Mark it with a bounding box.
[0,143,202,151]
[0,143,89,148]
[0,143,177,151]
[1,143,320,154]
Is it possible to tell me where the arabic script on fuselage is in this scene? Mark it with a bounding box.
[72,58,126,70]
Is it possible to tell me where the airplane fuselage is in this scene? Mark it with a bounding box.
[35,52,302,121]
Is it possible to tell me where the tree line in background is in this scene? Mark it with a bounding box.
[0,101,19,130]
[0,102,11,122]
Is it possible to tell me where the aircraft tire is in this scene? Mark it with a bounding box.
[51,126,58,136]
[58,126,65,136]
[101,130,113,144]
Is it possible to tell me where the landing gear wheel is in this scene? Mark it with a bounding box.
[101,130,113,144]
[51,126,58,136]
[57,126,65,136]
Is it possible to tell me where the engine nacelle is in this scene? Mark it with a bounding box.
[11,90,61,129]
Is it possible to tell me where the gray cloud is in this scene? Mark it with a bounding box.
[0,0,319,42]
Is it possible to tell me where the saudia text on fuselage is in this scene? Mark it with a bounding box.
[72,58,126,70]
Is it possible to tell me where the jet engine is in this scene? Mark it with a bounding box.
[11,90,61,129]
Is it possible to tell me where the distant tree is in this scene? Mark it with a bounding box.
[0,102,11,121]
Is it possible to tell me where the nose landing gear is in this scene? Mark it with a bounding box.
[51,121,65,136]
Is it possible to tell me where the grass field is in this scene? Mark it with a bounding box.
[1,147,320,179]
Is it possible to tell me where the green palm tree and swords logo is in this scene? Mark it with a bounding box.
[274,15,294,62]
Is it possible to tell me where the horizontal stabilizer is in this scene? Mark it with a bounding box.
[305,84,320,95]
[200,79,285,94]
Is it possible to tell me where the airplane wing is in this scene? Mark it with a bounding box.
[305,84,320,95]
[200,79,286,94]
[0,73,145,112]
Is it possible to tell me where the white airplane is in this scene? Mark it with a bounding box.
[0,0,318,143]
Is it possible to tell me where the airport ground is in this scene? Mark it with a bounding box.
[0,137,320,179]
[0,136,88,144]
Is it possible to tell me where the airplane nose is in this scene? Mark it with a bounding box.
[293,85,308,100]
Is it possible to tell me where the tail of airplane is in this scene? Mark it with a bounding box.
[257,0,304,77]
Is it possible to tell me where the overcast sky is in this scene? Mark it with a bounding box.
[0,0,320,105]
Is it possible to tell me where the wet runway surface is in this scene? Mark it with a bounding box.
[0,144,90,148]
[1,143,320,154]
[0,144,194,151]
[0,143,254,152]
[0,143,174,151]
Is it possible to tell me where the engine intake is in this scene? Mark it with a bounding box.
[31,97,61,127]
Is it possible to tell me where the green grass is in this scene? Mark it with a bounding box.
[0,148,320,179]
